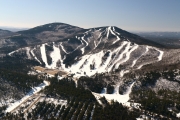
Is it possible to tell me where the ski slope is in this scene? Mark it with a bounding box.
[40,44,49,67]
[49,43,61,69]
[93,82,135,106]
[30,48,42,64]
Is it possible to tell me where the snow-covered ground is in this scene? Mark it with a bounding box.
[49,43,61,69]
[60,42,69,54]
[5,81,49,113]
[80,36,89,54]
[177,113,180,118]
[92,82,135,106]
[30,47,42,64]
[40,44,49,67]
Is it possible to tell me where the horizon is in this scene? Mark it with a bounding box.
[1,23,180,33]
[1,0,180,32]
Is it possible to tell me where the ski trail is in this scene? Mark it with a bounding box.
[120,70,130,77]
[94,37,102,49]
[137,47,163,69]
[106,27,111,38]
[131,45,149,68]
[30,48,42,64]
[25,47,31,59]
[60,42,69,54]
[113,44,138,77]
[98,51,112,73]
[114,42,131,69]
[107,41,128,72]
[105,26,121,44]
[8,50,18,56]
[80,36,88,54]
[49,43,61,69]
[93,82,135,105]
[40,44,49,67]
[137,46,150,69]
[94,40,97,48]
[155,48,164,61]
[113,27,120,35]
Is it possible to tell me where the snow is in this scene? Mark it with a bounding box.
[60,42,69,54]
[40,44,49,67]
[137,46,149,69]
[80,36,89,54]
[49,43,61,69]
[25,47,31,59]
[66,51,104,77]
[177,113,180,118]
[155,48,164,61]
[93,82,135,106]
[5,81,49,113]
[94,36,102,49]
[109,27,121,44]
[137,47,164,69]
[113,27,120,35]
[115,44,139,70]
[107,41,128,72]
[8,49,18,56]
[106,27,111,38]
[30,47,42,64]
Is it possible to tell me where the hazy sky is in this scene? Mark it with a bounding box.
[0,0,180,32]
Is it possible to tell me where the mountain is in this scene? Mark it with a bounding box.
[7,25,168,76]
[135,32,180,48]
[0,23,83,54]
[0,29,17,38]
[1,23,180,119]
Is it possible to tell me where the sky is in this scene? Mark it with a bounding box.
[0,0,180,32]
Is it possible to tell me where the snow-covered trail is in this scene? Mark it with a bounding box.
[67,51,104,77]
[49,43,61,69]
[93,82,135,105]
[114,42,131,69]
[40,44,49,67]
[131,46,149,68]
[137,47,164,69]
[5,81,49,113]
[81,36,89,54]
[25,47,31,59]
[106,26,121,44]
[30,47,42,64]
[136,46,150,69]
[113,27,120,35]
[107,41,128,72]
[115,44,139,70]
[60,42,69,54]
[155,48,164,61]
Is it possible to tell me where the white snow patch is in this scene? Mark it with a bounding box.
[177,113,180,118]
[113,27,120,35]
[137,46,149,69]
[60,42,69,54]
[40,44,49,67]
[107,41,128,72]
[49,43,61,69]
[155,48,164,61]
[80,36,89,54]
[93,82,135,106]
[115,44,139,71]
[5,81,49,113]
[30,48,42,64]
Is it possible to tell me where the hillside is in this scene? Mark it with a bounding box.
[0,23,180,119]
